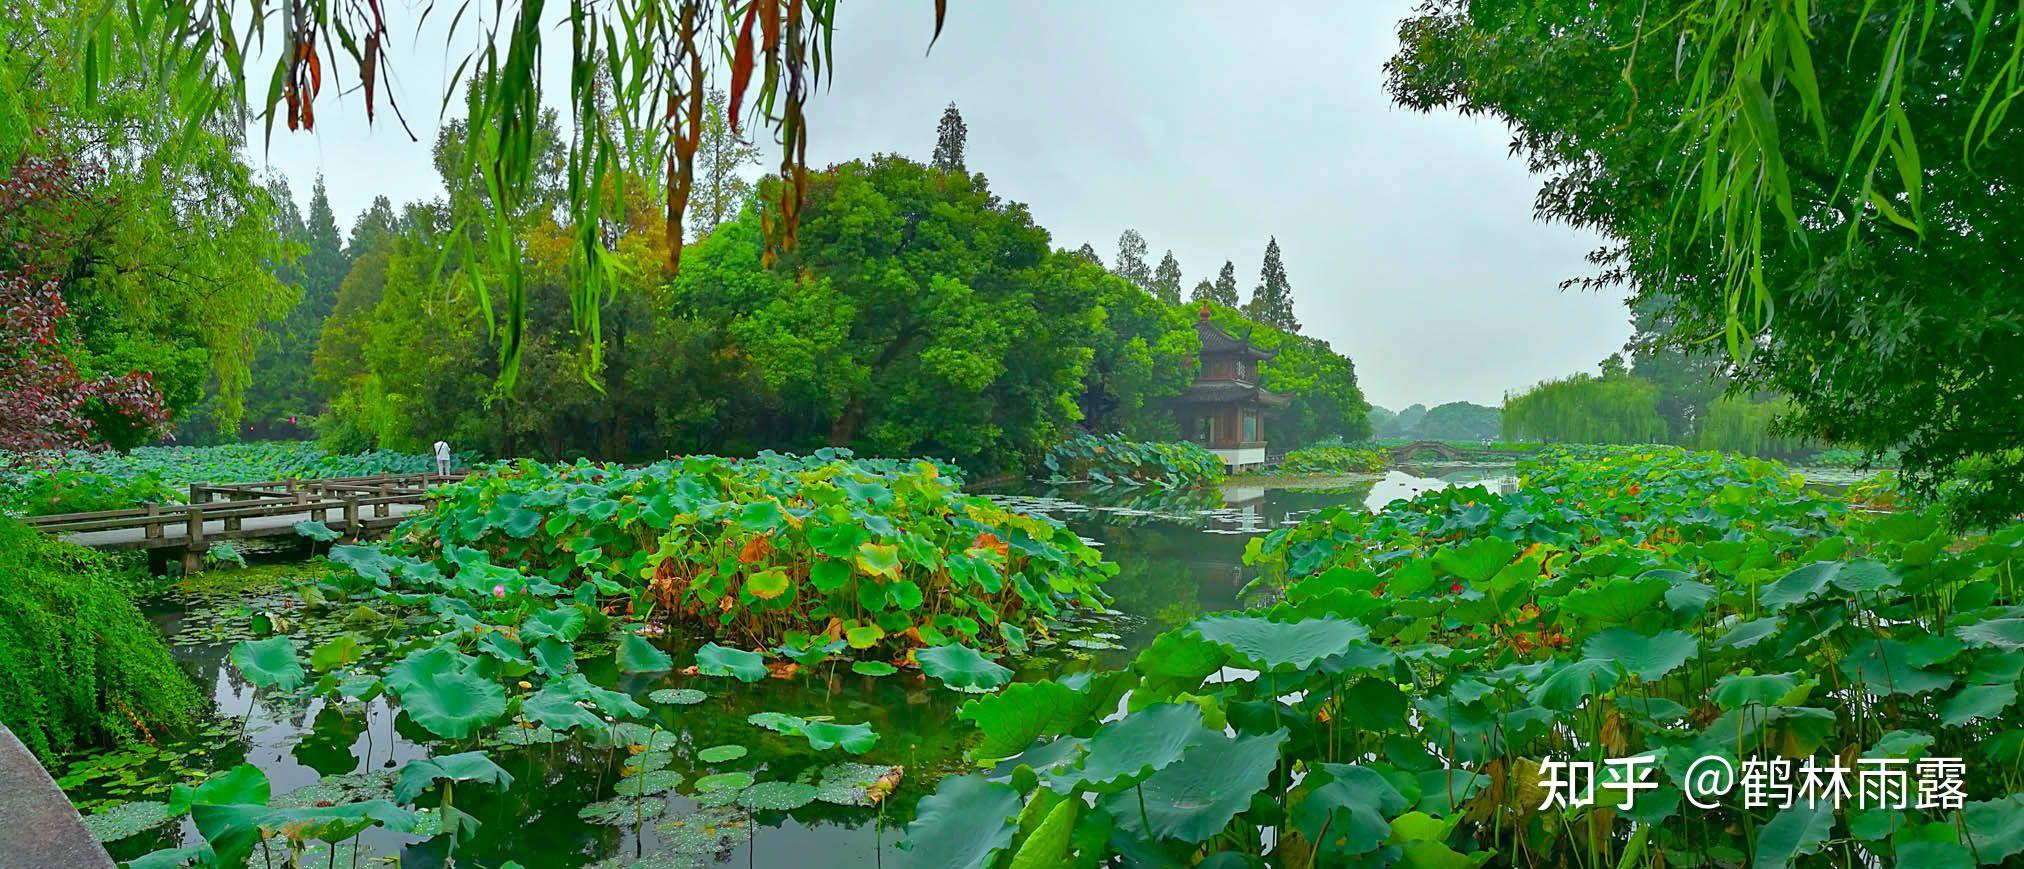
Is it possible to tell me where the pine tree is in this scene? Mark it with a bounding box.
[348,195,400,253]
[1246,237,1299,332]
[1189,278,1215,303]
[1151,250,1182,303]
[932,102,967,172]
[245,176,351,435]
[690,88,762,239]
[1211,260,1240,306]
[1112,229,1150,291]
[1074,243,1103,267]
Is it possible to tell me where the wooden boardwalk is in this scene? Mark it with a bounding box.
[24,472,464,572]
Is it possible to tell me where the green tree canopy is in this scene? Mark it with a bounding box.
[1389,1,2024,523]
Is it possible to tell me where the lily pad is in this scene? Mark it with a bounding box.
[697,745,748,763]
[579,797,667,826]
[916,644,1013,693]
[1189,615,1367,672]
[230,637,306,691]
[694,771,755,793]
[649,688,707,706]
[694,643,767,682]
[1106,729,1289,843]
[898,774,1021,869]
[81,801,175,842]
[738,781,818,812]
[614,770,686,796]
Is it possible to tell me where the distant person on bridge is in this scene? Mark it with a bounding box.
[433,440,453,476]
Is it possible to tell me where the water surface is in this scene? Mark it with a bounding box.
[78,466,1514,867]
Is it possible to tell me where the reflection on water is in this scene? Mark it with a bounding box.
[988,466,1517,662]
[98,465,1513,867]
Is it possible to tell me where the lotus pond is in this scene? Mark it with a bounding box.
[72,450,1982,869]
[60,462,1507,868]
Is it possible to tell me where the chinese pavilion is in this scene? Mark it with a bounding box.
[1170,306,1290,470]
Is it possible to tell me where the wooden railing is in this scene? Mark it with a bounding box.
[24,472,465,571]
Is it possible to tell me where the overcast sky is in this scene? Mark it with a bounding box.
[246,1,1630,410]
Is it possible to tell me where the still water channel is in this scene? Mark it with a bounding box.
[86,466,1515,867]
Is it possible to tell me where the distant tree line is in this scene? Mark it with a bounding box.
[1368,402,1502,442]
[292,105,1371,470]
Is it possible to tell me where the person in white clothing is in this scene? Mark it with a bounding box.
[433,440,453,476]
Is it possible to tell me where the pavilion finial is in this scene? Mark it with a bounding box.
[1198,301,1212,321]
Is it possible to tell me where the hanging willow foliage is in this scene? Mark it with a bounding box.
[1645,0,2024,358]
[69,0,943,389]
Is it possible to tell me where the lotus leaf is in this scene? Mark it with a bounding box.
[916,643,1013,693]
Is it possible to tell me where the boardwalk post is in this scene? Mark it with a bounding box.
[182,506,206,575]
[343,497,361,538]
[144,503,161,540]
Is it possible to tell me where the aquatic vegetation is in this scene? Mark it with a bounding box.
[0,468,179,516]
[906,445,2024,865]
[1040,432,1224,488]
[0,442,467,495]
[389,450,1109,656]
[0,517,201,762]
[1276,445,1388,475]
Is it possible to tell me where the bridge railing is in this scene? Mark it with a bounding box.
[22,472,466,549]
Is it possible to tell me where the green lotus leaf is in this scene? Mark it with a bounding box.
[1964,794,2024,863]
[801,720,879,754]
[309,634,366,673]
[1527,659,1621,711]
[1291,764,1409,857]
[917,643,1013,693]
[1759,562,1843,610]
[698,745,748,763]
[748,711,804,734]
[898,774,1021,869]
[812,762,903,807]
[520,684,606,732]
[738,781,818,811]
[1429,537,1518,584]
[1051,702,1210,794]
[1559,575,1669,625]
[1581,628,1697,681]
[851,661,899,677]
[614,770,686,796]
[1105,729,1289,843]
[855,541,902,577]
[293,519,342,542]
[1716,616,1782,649]
[957,682,1088,763]
[579,796,666,826]
[394,751,515,802]
[1709,673,1802,710]
[618,633,674,673]
[695,643,768,682]
[396,667,507,739]
[1751,803,1833,867]
[522,605,588,643]
[1840,639,1955,696]
[1959,619,2024,651]
[1190,615,1366,672]
[1942,682,2018,726]
[81,801,175,842]
[230,637,306,691]
[649,688,706,705]
[810,558,852,591]
[1004,796,1076,869]
[694,771,755,792]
